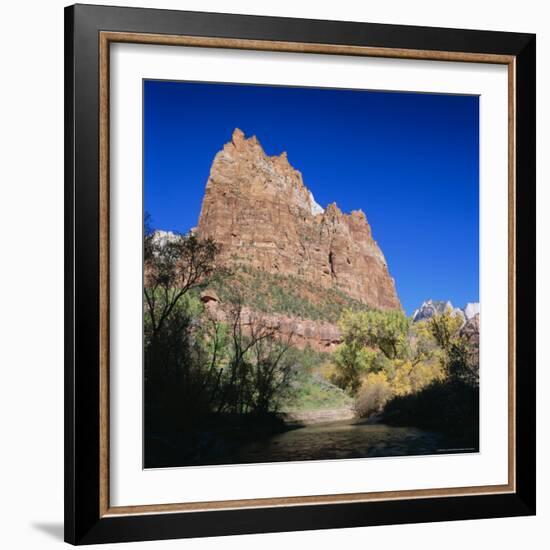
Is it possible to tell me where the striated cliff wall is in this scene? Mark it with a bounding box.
[197,128,401,311]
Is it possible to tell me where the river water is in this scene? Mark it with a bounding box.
[231,419,471,464]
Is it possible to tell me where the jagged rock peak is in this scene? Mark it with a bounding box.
[324,202,342,217]
[350,209,367,221]
[228,128,288,163]
[196,130,401,310]
[464,302,480,320]
[231,126,245,143]
[412,299,480,323]
[215,129,323,217]
[150,229,178,245]
[412,299,464,323]
[232,127,244,139]
[230,127,257,149]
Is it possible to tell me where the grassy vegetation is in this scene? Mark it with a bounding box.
[209,263,371,322]
[281,373,353,412]
[279,346,353,412]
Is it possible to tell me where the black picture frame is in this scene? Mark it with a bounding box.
[65,3,536,545]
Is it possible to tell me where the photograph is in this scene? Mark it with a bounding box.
[143,80,481,469]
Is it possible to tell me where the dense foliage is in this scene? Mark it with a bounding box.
[383,379,479,441]
[143,223,295,435]
[279,347,352,411]
[330,306,479,434]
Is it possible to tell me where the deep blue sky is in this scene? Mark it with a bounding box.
[144,80,479,315]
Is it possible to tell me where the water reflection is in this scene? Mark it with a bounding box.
[231,419,472,464]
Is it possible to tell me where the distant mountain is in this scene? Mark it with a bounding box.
[463,302,480,320]
[150,229,178,246]
[412,299,480,323]
[412,300,464,323]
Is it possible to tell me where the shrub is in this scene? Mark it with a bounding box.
[355,372,392,417]
[318,360,339,383]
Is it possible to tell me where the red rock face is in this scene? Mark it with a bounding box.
[197,129,401,311]
[460,313,480,350]
[201,294,342,352]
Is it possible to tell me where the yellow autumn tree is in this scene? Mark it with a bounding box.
[334,309,451,417]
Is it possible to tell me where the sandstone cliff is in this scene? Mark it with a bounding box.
[197,129,401,311]
[200,289,342,351]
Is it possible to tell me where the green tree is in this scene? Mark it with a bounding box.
[428,306,463,353]
[332,340,376,393]
[143,216,224,430]
[332,309,410,393]
[216,298,294,415]
[144,227,221,339]
[428,307,478,386]
[338,309,410,360]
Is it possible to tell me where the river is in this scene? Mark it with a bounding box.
[230,418,472,464]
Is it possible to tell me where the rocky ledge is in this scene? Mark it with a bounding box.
[200,290,342,352]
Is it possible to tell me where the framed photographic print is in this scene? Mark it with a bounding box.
[64,4,536,545]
